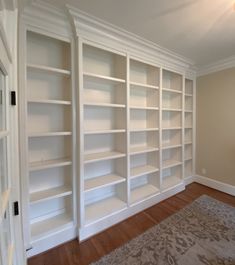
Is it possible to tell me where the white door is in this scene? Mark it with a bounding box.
[0,68,14,265]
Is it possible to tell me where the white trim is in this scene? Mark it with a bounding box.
[184,175,195,186]
[67,6,196,74]
[194,175,235,196]
[197,56,235,77]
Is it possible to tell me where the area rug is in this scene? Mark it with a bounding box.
[92,195,235,265]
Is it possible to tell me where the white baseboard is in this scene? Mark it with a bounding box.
[184,175,195,185]
[192,175,235,196]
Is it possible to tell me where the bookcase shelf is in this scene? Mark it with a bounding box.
[27,64,71,76]
[28,99,71,105]
[84,151,126,164]
[29,158,72,172]
[130,165,159,179]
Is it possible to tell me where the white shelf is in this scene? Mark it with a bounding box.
[28,99,71,105]
[184,157,193,161]
[31,213,73,242]
[130,81,159,90]
[30,186,72,204]
[130,184,159,205]
[83,72,125,84]
[162,144,182,150]
[162,127,182,130]
[84,102,125,108]
[84,129,125,135]
[130,106,159,110]
[84,151,126,164]
[130,146,158,155]
[162,88,182,94]
[184,126,193,129]
[130,165,159,179]
[28,131,72,138]
[184,141,192,145]
[27,64,71,76]
[185,93,193,97]
[85,197,126,225]
[85,174,125,192]
[163,160,182,169]
[185,110,193,113]
[162,108,182,112]
[29,158,72,172]
[130,128,159,132]
[162,176,182,190]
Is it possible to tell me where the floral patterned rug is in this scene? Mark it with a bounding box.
[91,195,235,265]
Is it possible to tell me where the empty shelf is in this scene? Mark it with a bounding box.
[84,102,125,108]
[162,88,182,94]
[84,129,125,135]
[163,160,182,169]
[27,64,71,76]
[130,184,159,204]
[130,146,158,155]
[84,151,126,163]
[130,81,159,90]
[29,158,72,171]
[162,144,182,150]
[130,128,159,132]
[83,72,125,84]
[28,99,71,105]
[130,165,159,179]
[85,174,125,192]
[162,176,182,190]
[30,186,72,204]
[85,197,126,225]
[31,213,73,242]
[130,106,159,110]
[28,131,72,137]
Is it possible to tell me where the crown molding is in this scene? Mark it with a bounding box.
[197,56,235,77]
[21,0,72,41]
[67,6,196,74]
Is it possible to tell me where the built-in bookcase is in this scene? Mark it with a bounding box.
[161,70,183,190]
[80,44,128,228]
[22,31,75,248]
[184,79,194,178]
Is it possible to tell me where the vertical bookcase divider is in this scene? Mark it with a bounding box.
[159,67,163,190]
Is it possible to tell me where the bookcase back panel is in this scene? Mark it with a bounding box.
[27,104,71,133]
[84,134,126,154]
[185,96,193,111]
[162,70,182,91]
[162,91,182,109]
[83,44,126,79]
[27,31,70,70]
[185,80,193,95]
[163,147,182,162]
[162,130,182,147]
[84,107,126,131]
[28,137,71,163]
[185,112,193,127]
[84,82,125,105]
[130,131,158,148]
[130,87,159,108]
[162,111,182,128]
[185,144,193,159]
[130,151,159,168]
[185,128,192,143]
[30,196,72,222]
[27,71,71,101]
[29,167,71,193]
[130,60,159,86]
[130,109,158,129]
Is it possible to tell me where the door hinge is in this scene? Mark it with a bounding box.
[13,201,19,216]
[11,91,16,106]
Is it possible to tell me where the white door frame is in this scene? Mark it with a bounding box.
[0,5,26,265]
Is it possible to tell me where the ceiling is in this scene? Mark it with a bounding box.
[23,0,235,67]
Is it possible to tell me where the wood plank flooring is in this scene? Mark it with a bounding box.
[28,183,235,265]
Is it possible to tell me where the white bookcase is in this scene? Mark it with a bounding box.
[184,79,194,178]
[161,70,183,190]
[21,30,75,251]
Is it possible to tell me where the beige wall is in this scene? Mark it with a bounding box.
[196,67,235,186]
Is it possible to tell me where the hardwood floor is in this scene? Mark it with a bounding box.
[28,183,235,265]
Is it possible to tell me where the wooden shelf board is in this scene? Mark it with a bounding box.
[83,72,126,84]
[31,213,73,242]
[130,165,159,179]
[162,127,182,130]
[163,159,182,169]
[130,128,159,132]
[28,131,72,138]
[84,102,125,108]
[130,106,159,110]
[162,176,182,190]
[28,99,71,105]
[185,93,193,97]
[184,142,192,145]
[130,146,159,155]
[84,129,125,135]
[130,184,159,205]
[185,110,193,113]
[29,158,72,172]
[85,174,125,192]
[185,126,193,129]
[162,144,182,150]
[84,151,126,164]
[85,197,126,225]
[0,130,9,139]
[130,81,159,90]
[162,108,182,112]
[30,186,72,204]
[27,64,71,75]
[184,157,193,161]
[162,88,182,94]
